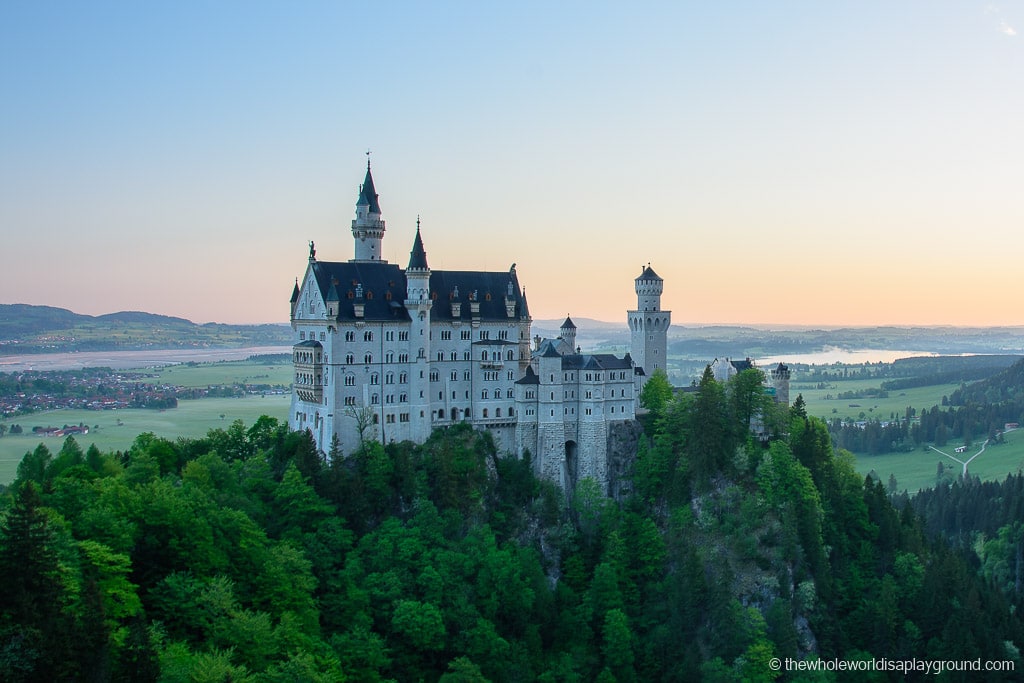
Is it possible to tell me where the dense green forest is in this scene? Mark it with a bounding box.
[1,367,1021,681]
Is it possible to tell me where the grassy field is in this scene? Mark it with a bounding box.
[852,428,1024,494]
[796,379,963,422]
[0,395,289,485]
[140,358,292,388]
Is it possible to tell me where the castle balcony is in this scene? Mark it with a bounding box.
[480,359,504,369]
[473,416,517,427]
[294,385,323,403]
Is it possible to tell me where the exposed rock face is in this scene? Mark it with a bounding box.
[606,419,645,501]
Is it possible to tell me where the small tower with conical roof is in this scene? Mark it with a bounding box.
[770,363,791,406]
[628,264,671,391]
[560,316,578,353]
[351,159,386,262]
[405,221,433,441]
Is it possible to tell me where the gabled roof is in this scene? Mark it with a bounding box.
[561,316,576,330]
[356,163,382,214]
[731,358,755,372]
[516,366,540,385]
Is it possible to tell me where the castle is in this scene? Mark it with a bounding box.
[288,161,672,491]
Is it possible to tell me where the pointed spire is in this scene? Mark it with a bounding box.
[408,220,429,270]
[561,315,576,330]
[356,163,381,214]
[290,278,300,303]
[520,287,531,318]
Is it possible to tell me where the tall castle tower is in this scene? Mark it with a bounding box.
[770,363,791,406]
[628,265,670,388]
[350,160,386,262]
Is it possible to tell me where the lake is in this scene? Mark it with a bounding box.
[756,347,939,366]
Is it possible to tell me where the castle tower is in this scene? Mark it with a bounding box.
[560,316,577,352]
[628,265,671,389]
[770,363,791,406]
[405,222,433,442]
[350,160,386,262]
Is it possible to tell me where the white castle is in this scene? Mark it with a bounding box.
[288,162,673,491]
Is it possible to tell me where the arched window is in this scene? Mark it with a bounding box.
[364,353,373,364]
[482,409,488,418]
[364,331,373,341]
[495,408,502,417]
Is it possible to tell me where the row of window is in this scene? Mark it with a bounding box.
[301,328,520,343]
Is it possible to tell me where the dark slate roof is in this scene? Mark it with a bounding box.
[306,260,527,323]
[356,164,382,214]
[429,269,526,322]
[541,344,562,358]
[730,358,755,372]
[535,338,572,357]
[408,228,429,270]
[636,265,662,281]
[290,280,300,303]
[561,316,576,330]
[516,366,540,385]
[294,339,322,348]
[560,353,634,371]
[310,261,410,322]
[326,281,340,302]
[775,362,788,372]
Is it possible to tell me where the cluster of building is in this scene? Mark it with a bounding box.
[289,162,789,492]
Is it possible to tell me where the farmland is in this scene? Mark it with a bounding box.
[0,394,289,484]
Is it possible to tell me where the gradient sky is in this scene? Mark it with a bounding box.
[2,2,1023,327]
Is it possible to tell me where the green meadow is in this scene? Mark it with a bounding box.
[795,378,964,422]
[140,358,293,387]
[853,428,1024,494]
[0,394,289,485]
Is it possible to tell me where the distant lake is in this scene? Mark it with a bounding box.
[757,347,939,366]
[0,346,293,372]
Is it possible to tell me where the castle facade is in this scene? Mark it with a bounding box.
[288,162,670,491]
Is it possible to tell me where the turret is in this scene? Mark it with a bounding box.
[628,264,671,391]
[289,278,300,321]
[770,363,791,406]
[350,159,387,262]
[560,316,578,353]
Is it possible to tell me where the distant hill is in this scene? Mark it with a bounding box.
[0,304,291,354]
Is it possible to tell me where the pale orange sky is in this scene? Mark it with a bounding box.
[3,3,1023,327]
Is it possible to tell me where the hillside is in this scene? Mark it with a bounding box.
[0,304,291,354]
[1,372,1021,679]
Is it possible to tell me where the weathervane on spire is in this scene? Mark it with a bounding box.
[366,148,372,169]
[416,214,421,232]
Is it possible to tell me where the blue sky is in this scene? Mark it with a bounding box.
[2,2,1022,326]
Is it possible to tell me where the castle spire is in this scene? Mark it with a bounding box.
[351,158,386,262]
[408,220,429,270]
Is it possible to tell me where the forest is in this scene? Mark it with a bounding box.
[0,367,1021,681]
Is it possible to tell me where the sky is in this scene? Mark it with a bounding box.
[2,2,1023,327]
